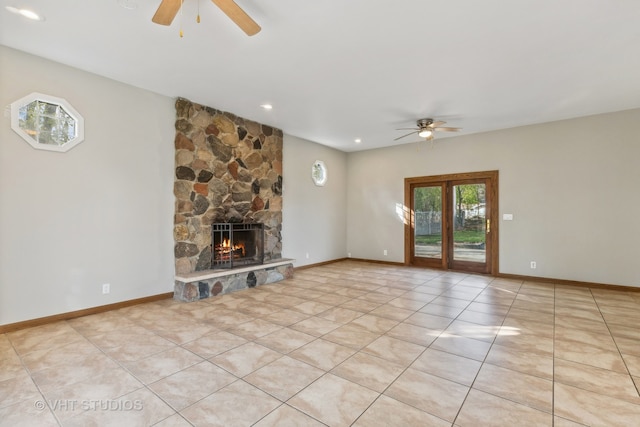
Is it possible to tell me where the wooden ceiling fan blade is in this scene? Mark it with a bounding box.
[152,0,181,25]
[394,130,419,141]
[434,127,461,132]
[211,0,261,36]
[430,121,446,127]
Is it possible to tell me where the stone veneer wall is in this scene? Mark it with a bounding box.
[173,98,283,275]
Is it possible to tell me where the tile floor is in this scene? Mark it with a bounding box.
[1,260,640,426]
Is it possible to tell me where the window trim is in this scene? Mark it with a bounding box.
[10,92,85,153]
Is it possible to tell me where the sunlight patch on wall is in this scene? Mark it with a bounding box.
[395,203,411,225]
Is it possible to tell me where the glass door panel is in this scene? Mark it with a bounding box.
[406,171,496,274]
[452,183,487,263]
[413,185,443,260]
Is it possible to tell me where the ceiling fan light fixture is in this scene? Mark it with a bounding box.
[394,118,460,142]
[418,129,433,138]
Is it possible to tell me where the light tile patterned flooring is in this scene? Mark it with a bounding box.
[1,260,640,426]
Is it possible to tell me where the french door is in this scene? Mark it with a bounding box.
[404,171,498,274]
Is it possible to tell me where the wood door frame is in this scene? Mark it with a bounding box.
[404,170,499,275]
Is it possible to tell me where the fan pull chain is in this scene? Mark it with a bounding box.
[179,0,184,37]
[197,0,201,23]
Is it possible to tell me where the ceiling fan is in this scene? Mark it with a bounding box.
[395,118,461,141]
[152,0,261,36]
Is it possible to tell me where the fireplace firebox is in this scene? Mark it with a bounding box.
[211,223,265,269]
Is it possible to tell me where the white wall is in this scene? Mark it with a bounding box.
[0,46,176,325]
[2,46,638,327]
[282,134,348,266]
[347,109,640,287]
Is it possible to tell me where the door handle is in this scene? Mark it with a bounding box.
[486,219,491,234]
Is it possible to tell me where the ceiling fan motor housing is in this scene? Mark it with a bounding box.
[417,118,434,128]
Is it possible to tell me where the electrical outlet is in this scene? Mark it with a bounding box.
[383,249,388,256]
[348,252,351,258]
[530,261,537,269]
[305,253,309,259]
[102,283,110,294]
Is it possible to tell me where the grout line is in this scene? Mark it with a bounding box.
[590,288,640,397]
[4,261,640,426]
[450,276,523,425]
[551,281,556,426]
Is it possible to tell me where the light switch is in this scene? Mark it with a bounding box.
[503,214,514,220]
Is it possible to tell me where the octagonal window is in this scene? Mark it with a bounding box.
[10,92,84,152]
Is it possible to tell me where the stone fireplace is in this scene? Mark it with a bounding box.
[172,98,293,302]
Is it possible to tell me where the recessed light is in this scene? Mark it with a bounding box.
[355,138,362,143]
[260,104,273,110]
[5,6,45,21]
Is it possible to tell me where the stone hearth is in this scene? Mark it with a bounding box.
[174,259,294,302]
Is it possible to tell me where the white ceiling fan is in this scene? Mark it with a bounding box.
[152,0,261,36]
[395,118,461,142]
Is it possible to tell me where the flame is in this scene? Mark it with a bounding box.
[215,238,246,259]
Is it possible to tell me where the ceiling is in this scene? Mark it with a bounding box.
[2,1,640,152]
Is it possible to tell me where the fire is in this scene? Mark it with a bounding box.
[215,238,246,259]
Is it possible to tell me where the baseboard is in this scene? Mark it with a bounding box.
[312,258,640,292]
[496,273,640,292]
[4,263,637,334]
[346,257,405,267]
[294,258,407,271]
[0,292,174,334]
[294,258,349,270]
